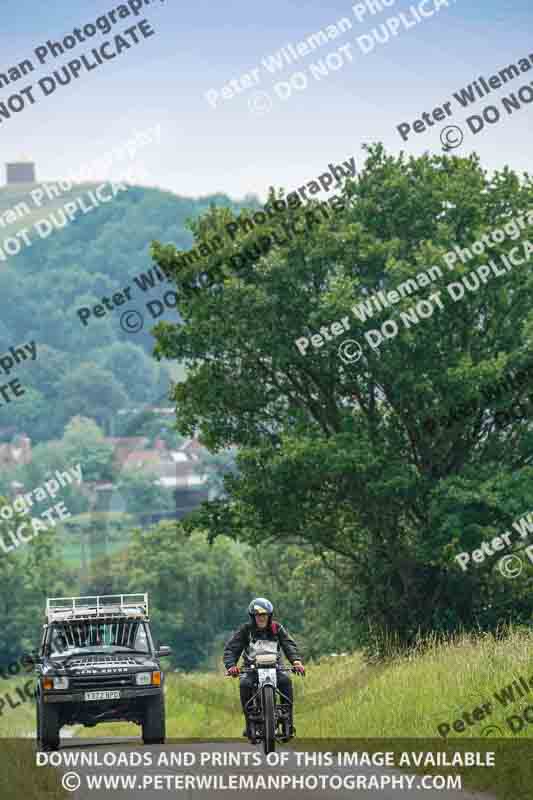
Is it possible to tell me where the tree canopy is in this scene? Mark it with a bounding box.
[150,144,533,648]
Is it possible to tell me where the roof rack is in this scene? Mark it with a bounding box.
[46,594,149,623]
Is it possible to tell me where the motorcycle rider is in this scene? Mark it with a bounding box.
[223,597,305,738]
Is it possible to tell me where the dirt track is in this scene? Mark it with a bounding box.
[46,736,498,800]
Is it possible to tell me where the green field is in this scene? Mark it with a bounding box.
[58,512,136,569]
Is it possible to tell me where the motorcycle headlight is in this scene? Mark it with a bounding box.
[135,672,151,686]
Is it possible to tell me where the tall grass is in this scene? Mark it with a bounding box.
[82,626,533,740]
[0,676,36,737]
[0,677,65,799]
[301,626,533,738]
[0,741,65,800]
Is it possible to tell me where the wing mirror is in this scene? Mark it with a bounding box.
[156,646,172,658]
[21,651,41,668]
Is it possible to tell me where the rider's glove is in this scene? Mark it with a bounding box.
[227,665,240,676]
[292,661,305,675]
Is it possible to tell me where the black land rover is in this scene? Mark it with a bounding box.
[30,594,171,750]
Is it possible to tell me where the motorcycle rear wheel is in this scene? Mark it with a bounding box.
[262,685,276,755]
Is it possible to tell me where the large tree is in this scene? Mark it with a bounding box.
[92,342,163,404]
[0,504,73,665]
[149,144,533,648]
[58,363,129,433]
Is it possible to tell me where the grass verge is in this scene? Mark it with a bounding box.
[0,677,66,799]
[80,628,532,798]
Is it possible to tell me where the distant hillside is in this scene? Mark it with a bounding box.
[0,182,108,240]
[0,181,257,442]
[0,180,252,274]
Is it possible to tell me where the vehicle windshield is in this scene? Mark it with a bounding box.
[48,620,150,656]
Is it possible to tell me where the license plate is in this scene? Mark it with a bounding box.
[84,690,121,701]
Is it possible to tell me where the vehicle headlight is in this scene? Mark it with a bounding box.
[135,672,151,685]
[43,676,68,690]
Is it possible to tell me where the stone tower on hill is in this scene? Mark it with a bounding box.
[6,159,36,184]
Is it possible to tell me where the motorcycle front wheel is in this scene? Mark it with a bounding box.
[262,685,276,755]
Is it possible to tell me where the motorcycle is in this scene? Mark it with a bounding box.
[226,640,304,754]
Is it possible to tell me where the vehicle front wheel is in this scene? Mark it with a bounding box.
[37,696,60,751]
[142,693,165,745]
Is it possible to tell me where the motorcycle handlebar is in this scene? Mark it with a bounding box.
[224,667,304,676]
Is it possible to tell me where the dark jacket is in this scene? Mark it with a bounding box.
[223,620,301,669]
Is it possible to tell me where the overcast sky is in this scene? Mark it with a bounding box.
[1,0,532,202]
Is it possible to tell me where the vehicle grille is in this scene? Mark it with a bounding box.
[69,674,135,691]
